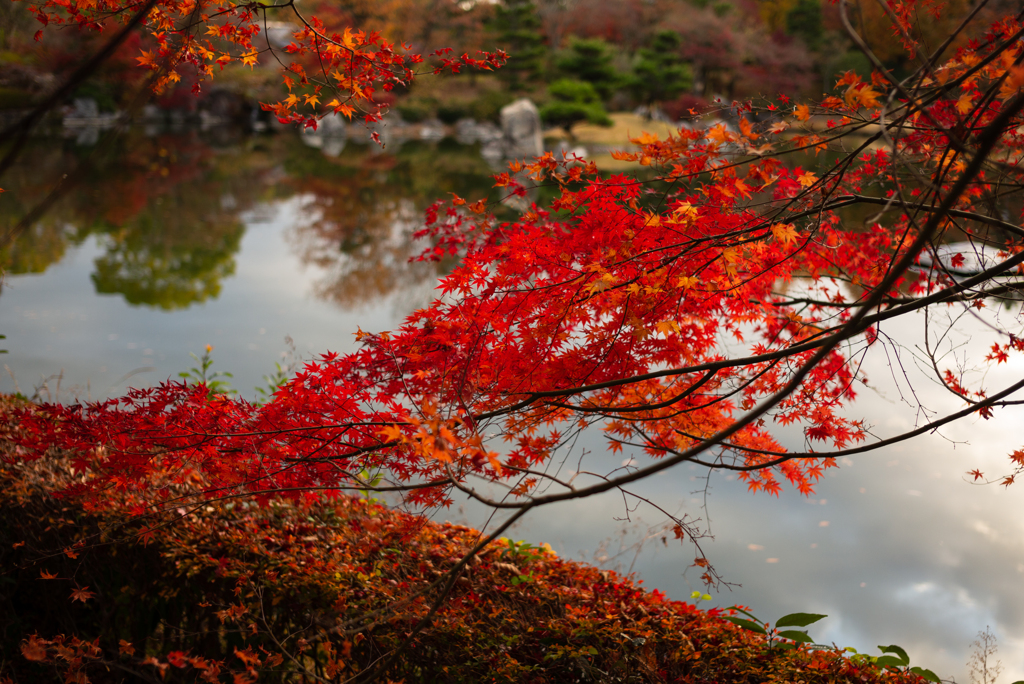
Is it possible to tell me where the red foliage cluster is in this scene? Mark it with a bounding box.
[27,0,505,130]
[11,6,1024,568]
[0,425,929,683]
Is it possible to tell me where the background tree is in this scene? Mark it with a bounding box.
[631,30,692,116]
[487,0,547,91]
[785,0,824,51]
[539,78,612,137]
[554,36,622,100]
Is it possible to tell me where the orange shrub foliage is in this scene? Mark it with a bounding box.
[1,406,927,684]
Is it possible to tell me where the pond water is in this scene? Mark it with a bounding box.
[2,127,1023,682]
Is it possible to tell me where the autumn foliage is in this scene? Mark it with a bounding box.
[15,7,1024,514]
[5,0,1024,678]
[1,423,931,684]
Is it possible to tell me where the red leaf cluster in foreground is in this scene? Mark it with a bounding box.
[0,433,927,684]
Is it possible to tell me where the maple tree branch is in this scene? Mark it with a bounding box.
[674,376,1024,469]
[474,238,1024,422]
[458,90,1024,515]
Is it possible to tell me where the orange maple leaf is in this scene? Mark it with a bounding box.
[21,636,48,662]
[794,104,811,121]
[738,117,758,142]
[796,171,818,187]
[136,49,156,68]
[70,585,96,603]
[706,123,735,145]
[379,424,405,444]
[955,92,973,115]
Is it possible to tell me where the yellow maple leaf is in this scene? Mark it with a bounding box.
[677,276,699,291]
[341,27,361,49]
[850,85,880,109]
[998,66,1024,100]
[770,223,799,246]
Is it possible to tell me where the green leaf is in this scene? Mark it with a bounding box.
[878,644,910,666]
[722,616,767,635]
[776,612,827,628]
[772,642,797,650]
[910,667,941,683]
[725,606,762,622]
[875,655,908,668]
[777,630,813,643]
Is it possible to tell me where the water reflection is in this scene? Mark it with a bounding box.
[1,129,502,310]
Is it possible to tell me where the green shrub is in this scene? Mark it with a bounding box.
[540,79,612,136]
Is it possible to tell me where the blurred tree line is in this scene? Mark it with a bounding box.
[349,0,979,133]
[0,0,982,128]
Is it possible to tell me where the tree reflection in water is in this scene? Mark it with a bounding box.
[283,138,499,308]
[0,129,503,311]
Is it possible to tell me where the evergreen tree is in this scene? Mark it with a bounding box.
[539,79,612,138]
[555,37,622,101]
[632,31,693,115]
[786,0,824,51]
[488,0,547,91]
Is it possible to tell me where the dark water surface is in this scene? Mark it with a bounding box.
[2,128,1023,682]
